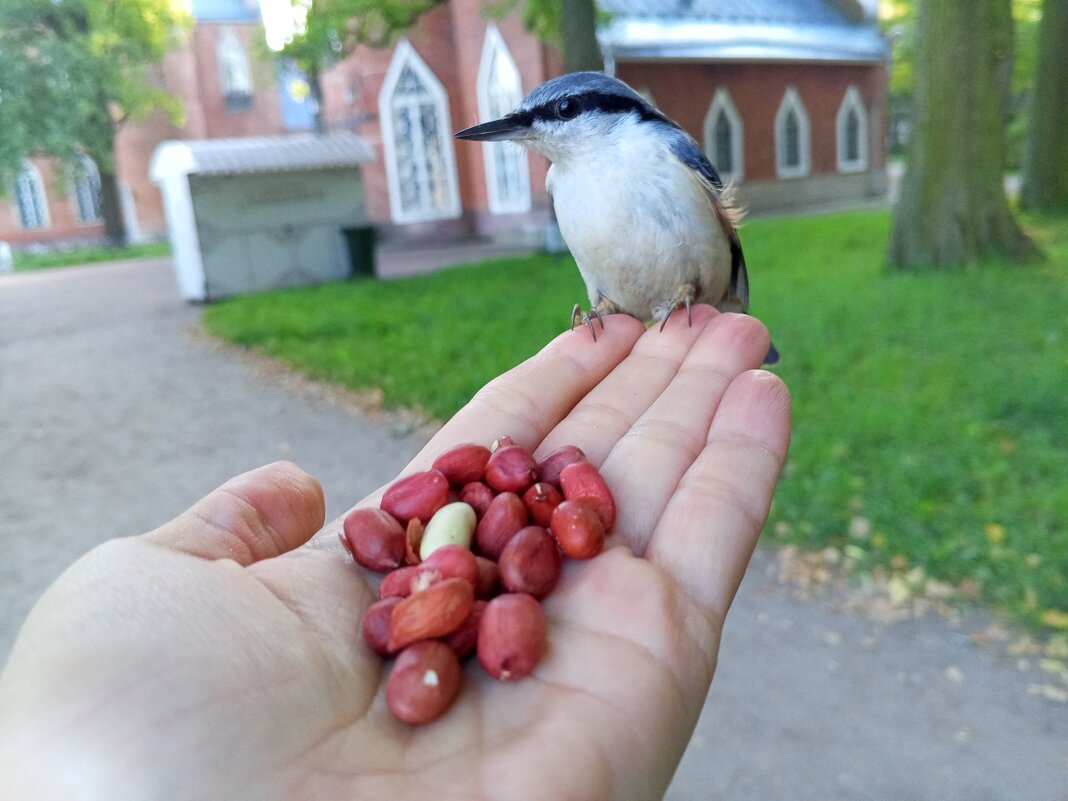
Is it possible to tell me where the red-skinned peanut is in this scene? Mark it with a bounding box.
[443,599,487,658]
[559,461,616,532]
[478,593,547,681]
[474,491,528,560]
[522,482,564,528]
[386,641,463,725]
[379,564,421,599]
[459,481,495,519]
[484,445,538,494]
[550,500,606,560]
[381,469,450,525]
[362,596,403,656]
[535,444,587,488]
[432,443,492,487]
[474,556,501,599]
[498,526,562,599]
[342,508,407,573]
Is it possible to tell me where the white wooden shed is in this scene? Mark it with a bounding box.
[150,133,376,301]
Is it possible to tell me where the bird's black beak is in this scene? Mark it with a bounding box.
[455,115,528,142]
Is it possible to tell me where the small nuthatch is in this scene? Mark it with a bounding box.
[457,71,779,364]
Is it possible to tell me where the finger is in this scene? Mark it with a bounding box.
[402,313,647,475]
[142,461,326,565]
[599,312,772,556]
[535,304,720,465]
[646,370,791,624]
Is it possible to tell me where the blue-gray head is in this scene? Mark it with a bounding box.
[456,71,671,163]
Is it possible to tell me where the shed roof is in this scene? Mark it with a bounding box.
[598,0,888,63]
[150,133,376,181]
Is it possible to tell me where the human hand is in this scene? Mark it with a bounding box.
[0,307,789,801]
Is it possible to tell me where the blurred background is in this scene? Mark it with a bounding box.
[1,0,1066,797]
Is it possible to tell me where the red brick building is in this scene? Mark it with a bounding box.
[1,0,887,250]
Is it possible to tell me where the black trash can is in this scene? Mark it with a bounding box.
[342,225,377,278]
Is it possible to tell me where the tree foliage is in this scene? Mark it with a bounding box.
[278,0,598,128]
[0,0,190,241]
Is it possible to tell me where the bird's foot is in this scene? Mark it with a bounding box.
[653,283,697,331]
[571,303,606,341]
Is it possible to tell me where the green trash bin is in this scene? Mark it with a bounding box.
[343,225,376,278]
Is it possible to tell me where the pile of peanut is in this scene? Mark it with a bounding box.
[339,436,616,724]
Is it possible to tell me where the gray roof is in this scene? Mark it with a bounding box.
[598,0,888,63]
[150,133,375,181]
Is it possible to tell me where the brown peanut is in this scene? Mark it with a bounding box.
[387,577,475,652]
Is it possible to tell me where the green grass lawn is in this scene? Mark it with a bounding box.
[202,210,1068,633]
[13,241,171,271]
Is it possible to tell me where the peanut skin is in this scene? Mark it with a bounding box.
[478,593,547,681]
[386,641,463,725]
[498,526,562,599]
[342,508,407,573]
[474,491,529,560]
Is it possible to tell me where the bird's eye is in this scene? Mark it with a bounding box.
[555,97,580,120]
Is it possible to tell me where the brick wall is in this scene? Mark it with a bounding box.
[617,60,887,209]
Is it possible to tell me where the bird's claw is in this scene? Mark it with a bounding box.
[654,284,696,331]
[571,303,605,341]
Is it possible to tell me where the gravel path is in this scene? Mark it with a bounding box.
[1,259,1064,799]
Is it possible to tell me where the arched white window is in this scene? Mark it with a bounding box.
[14,161,50,230]
[703,88,744,183]
[70,154,102,223]
[836,85,869,173]
[218,28,253,110]
[775,86,811,179]
[379,40,461,223]
[477,25,531,214]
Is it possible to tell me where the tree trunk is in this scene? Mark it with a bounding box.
[560,0,602,73]
[308,65,327,134]
[97,167,126,246]
[1020,0,1068,211]
[887,0,1040,269]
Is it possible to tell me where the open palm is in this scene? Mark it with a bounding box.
[0,308,790,801]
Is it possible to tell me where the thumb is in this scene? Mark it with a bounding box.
[141,461,326,565]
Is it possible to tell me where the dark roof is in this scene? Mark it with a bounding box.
[598,0,888,63]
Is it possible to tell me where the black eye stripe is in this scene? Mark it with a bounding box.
[525,91,667,125]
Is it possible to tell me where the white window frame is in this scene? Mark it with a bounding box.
[703,88,744,183]
[378,39,462,224]
[477,24,531,215]
[13,160,51,230]
[775,86,811,179]
[218,27,253,97]
[836,85,869,173]
[69,154,103,224]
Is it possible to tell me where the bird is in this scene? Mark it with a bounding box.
[455,71,779,364]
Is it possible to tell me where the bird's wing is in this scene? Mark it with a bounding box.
[668,133,750,314]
